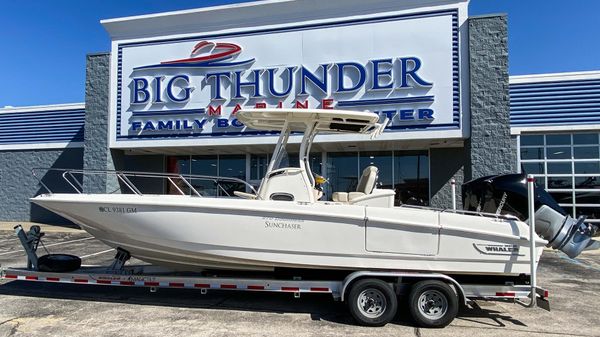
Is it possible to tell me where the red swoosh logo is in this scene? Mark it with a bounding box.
[161,41,242,65]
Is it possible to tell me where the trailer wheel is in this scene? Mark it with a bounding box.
[38,254,81,273]
[408,280,458,328]
[347,278,397,327]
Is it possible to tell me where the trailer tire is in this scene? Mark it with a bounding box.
[347,278,397,327]
[408,280,458,328]
[38,254,81,273]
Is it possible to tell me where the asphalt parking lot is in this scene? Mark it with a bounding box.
[0,223,599,337]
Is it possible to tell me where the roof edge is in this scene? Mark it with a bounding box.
[0,103,85,114]
[510,70,600,84]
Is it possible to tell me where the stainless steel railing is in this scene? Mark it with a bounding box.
[31,168,258,197]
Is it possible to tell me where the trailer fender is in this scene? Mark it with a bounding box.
[341,271,466,305]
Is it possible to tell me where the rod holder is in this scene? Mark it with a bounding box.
[451,178,457,211]
[526,174,537,308]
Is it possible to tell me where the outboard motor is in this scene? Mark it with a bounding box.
[462,173,599,258]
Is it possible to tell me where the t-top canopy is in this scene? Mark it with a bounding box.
[237,108,384,135]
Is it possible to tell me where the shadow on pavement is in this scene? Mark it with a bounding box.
[0,280,526,328]
[454,301,527,327]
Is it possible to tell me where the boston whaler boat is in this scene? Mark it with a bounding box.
[25,108,599,326]
[31,108,597,274]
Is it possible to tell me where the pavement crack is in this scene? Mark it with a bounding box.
[413,327,422,337]
[0,318,20,337]
[0,318,17,327]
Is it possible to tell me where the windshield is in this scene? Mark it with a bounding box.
[273,147,293,170]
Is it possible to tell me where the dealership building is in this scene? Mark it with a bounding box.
[1,0,598,225]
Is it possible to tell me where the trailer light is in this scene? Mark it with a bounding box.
[495,292,516,297]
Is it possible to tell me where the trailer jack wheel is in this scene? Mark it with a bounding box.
[347,278,397,327]
[408,280,458,328]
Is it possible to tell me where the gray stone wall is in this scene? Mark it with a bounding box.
[83,52,125,193]
[429,147,466,209]
[467,14,516,179]
[0,148,83,224]
[430,14,515,209]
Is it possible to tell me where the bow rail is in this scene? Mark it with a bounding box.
[31,168,258,197]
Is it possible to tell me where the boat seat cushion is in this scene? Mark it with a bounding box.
[332,166,378,203]
[332,192,366,203]
[356,166,378,194]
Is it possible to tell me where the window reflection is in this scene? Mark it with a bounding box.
[326,152,359,199]
[166,155,246,197]
[520,132,600,223]
[521,147,544,160]
[325,150,429,206]
[546,134,571,145]
[547,162,571,174]
[574,146,599,159]
[359,152,393,190]
[191,155,218,196]
[166,150,429,206]
[573,133,599,145]
[394,151,429,206]
[521,135,544,146]
[549,191,573,204]
[575,192,600,205]
[217,155,246,196]
[166,156,191,195]
[575,162,600,174]
[547,176,572,189]
[522,162,544,174]
[577,207,600,219]
[250,154,269,181]
[546,147,571,159]
[575,176,600,189]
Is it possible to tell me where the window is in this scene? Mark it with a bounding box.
[326,152,359,198]
[190,155,218,196]
[394,151,429,206]
[520,132,600,223]
[250,152,321,180]
[166,155,246,196]
[326,150,429,206]
[214,154,246,196]
[166,156,192,195]
[250,154,269,181]
[168,150,429,205]
[359,152,393,190]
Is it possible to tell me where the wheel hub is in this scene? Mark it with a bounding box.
[357,289,387,318]
[418,290,448,320]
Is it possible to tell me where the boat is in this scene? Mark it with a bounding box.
[30,108,598,275]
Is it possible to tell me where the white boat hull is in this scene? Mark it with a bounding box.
[31,194,546,276]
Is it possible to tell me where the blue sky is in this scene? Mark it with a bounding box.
[1,0,599,107]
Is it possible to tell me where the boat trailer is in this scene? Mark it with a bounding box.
[1,224,549,328]
[0,176,550,328]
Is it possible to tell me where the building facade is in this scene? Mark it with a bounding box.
[3,0,593,225]
[511,71,600,225]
